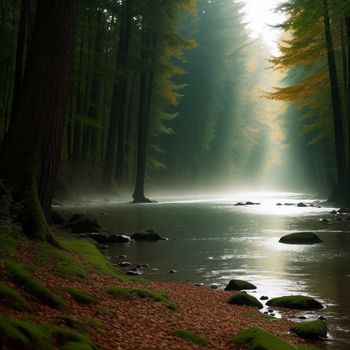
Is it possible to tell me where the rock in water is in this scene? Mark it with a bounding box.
[290,320,327,339]
[131,232,163,241]
[224,279,257,291]
[266,295,323,310]
[279,232,322,245]
[297,202,308,207]
[227,292,263,309]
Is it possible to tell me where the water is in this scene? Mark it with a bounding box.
[61,192,350,349]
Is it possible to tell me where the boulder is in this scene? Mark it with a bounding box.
[224,279,257,291]
[266,295,323,310]
[64,213,102,233]
[297,202,308,207]
[106,234,130,243]
[330,210,337,214]
[279,232,322,245]
[235,202,245,206]
[227,292,263,309]
[290,320,327,339]
[338,207,350,213]
[131,232,163,241]
[260,296,269,301]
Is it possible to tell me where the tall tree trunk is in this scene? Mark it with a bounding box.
[0,0,77,242]
[8,0,30,135]
[102,0,131,189]
[87,10,103,164]
[132,34,154,203]
[322,0,347,202]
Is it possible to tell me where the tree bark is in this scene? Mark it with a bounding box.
[0,0,77,242]
[322,0,348,202]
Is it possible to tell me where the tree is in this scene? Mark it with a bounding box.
[0,0,77,242]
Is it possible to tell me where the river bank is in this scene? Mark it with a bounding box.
[0,219,323,350]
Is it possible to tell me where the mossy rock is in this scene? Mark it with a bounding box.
[52,327,97,350]
[279,232,322,245]
[266,295,323,310]
[224,279,257,291]
[5,260,65,309]
[64,214,101,233]
[65,288,96,304]
[0,314,53,350]
[131,231,163,241]
[231,327,320,350]
[56,316,90,333]
[106,287,176,310]
[0,282,30,311]
[227,292,263,309]
[291,320,327,339]
[172,329,208,346]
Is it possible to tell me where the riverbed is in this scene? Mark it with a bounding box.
[60,192,350,349]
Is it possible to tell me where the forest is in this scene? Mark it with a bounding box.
[1,0,350,349]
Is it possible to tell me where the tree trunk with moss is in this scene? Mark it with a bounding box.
[0,0,77,242]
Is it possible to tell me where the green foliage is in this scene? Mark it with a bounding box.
[0,282,30,311]
[5,260,65,309]
[171,329,208,346]
[227,292,263,309]
[291,320,327,339]
[65,288,96,304]
[35,242,87,279]
[266,295,323,310]
[0,314,53,350]
[106,287,176,310]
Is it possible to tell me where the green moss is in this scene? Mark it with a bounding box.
[0,314,53,350]
[35,242,86,280]
[227,292,263,309]
[65,288,96,304]
[106,287,177,310]
[61,238,127,280]
[266,296,323,310]
[291,320,327,339]
[0,282,30,311]
[52,328,97,350]
[224,279,257,291]
[0,222,22,257]
[5,260,65,309]
[56,316,90,333]
[172,329,208,346]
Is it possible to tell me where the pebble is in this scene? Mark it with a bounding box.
[169,269,177,274]
[119,255,127,259]
[298,316,307,320]
[260,296,269,300]
[319,316,327,321]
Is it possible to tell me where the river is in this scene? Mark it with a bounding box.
[60,192,350,349]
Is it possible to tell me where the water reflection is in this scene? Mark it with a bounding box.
[61,192,350,349]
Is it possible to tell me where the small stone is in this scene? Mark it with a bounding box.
[211,285,218,289]
[319,316,326,321]
[126,270,142,276]
[297,202,308,207]
[276,203,282,206]
[169,269,177,274]
[137,263,149,269]
[194,283,204,287]
[118,261,132,267]
[270,313,276,317]
[151,268,159,272]
[299,316,307,320]
[119,255,127,259]
[260,296,269,300]
[330,210,337,214]
[264,311,269,314]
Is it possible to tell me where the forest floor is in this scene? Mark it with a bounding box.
[0,223,320,350]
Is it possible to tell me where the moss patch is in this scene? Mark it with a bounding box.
[56,316,90,333]
[291,320,327,339]
[266,295,323,310]
[172,329,208,346]
[0,282,30,311]
[5,260,65,309]
[231,326,319,350]
[35,242,86,280]
[106,287,177,310]
[65,288,96,304]
[224,279,257,291]
[279,232,322,245]
[227,292,263,309]
[61,237,127,280]
[0,314,53,350]
[52,327,97,350]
